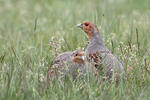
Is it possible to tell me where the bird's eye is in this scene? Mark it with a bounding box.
[85,23,89,26]
[75,54,78,56]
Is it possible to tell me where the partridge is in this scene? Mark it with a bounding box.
[47,50,97,81]
[77,21,124,82]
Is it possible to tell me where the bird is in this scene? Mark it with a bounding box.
[47,50,97,81]
[77,21,124,83]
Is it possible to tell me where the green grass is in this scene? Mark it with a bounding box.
[0,0,150,100]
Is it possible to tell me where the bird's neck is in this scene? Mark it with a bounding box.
[89,32,105,46]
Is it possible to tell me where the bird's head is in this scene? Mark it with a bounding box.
[77,21,99,39]
[71,50,85,64]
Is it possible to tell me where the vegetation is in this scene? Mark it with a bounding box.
[0,0,150,99]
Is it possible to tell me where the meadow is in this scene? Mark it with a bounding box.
[0,0,150,100]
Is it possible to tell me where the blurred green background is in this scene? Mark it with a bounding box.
[0,0,150,100]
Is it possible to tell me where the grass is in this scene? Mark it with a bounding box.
[0,0,150,100]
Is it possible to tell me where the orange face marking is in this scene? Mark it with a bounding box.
[72,51,85,64]
[72,56,85,64]
[76,51,84,56]
[80,21,99,39]
[82,22,93,39]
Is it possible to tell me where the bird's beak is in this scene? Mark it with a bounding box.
[80,56,85,60]
[77,23,83,28]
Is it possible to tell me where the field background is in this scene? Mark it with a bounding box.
[0,0,150,100]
